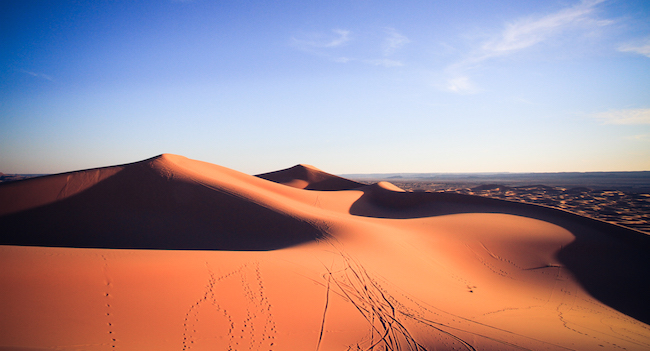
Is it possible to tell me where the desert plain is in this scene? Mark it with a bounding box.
[1,154,649,350]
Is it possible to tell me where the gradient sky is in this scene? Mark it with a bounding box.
[1,0,649,175]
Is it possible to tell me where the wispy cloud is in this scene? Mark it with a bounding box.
[593,108,650,125]
[475,0,607,62]
[382,28,410,56]
[324,29,351,48]
[291,28,407,68]
[333,57,353,63]
[618,37,650,58]
[625,134,650,141]
[20,69,53,81]
[445,76,478,94]
[444,0,610,93]
[291,29,351,49]
[364,59,404,67]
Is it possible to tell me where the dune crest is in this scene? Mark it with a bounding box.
[373,180,406,192]
[0,163,124,216]
[0,154,326,250]
[1,154,650,350]
[256,164,365,190]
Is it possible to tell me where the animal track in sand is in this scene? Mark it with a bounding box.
[101,254,117,349]
[182,261,276,351]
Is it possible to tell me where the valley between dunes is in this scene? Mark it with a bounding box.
[1,154,649,350]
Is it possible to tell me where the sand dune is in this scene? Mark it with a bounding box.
[1,154,649,350]
[0,154,323,250]
[256,163,365,191]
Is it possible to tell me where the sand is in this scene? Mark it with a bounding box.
[381,181,650,234]
[1,154,649,350]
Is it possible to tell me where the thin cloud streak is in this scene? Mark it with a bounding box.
[618,38,650,58]
[364,58,404,67]
[594,108,650,125]
[20,70,53,81]
[444,0,610,94]
[382,28,410,56]
[290,28,407,68]
[445,76,478,94]
[625,134,650,141]
[324,29,351,48]
[291,29,351,49]
[476,0,607,62]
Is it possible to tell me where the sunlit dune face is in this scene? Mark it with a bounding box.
[1,155,649,350]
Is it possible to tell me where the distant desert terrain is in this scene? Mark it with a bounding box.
[1,154,649,350]
[353,180,650,235]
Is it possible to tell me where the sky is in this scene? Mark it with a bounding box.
[1,0,649,175]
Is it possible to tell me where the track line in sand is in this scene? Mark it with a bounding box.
[316,270,331,351]
[326,250,575,350]
[101,254,117,349]
[182,261,276,351]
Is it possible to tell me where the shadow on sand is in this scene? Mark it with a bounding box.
[349,185,650,325]
[0,164,323,251]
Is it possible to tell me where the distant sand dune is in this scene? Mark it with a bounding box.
[1,154,649,350]
[256,164,365,191]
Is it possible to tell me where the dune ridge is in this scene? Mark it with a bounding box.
[1,154,649,350]
[0,154,329,250]
[256,163,365,190]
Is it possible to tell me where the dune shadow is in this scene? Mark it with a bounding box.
[0,164,323,251]
[350,188,650,325]
[255,164,366,191]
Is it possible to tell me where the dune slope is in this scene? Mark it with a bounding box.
[1,154,649,351]
[0,154,323,250]
[255,164,365,190]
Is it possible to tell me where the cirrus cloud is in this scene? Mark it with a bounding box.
[618,37,650,58]
[445,76,478,94]
[364,58,404,67]
[476,0,608,62]
[593,108,650,125]
[290,28,408,68]
[382,28,410,56]
[20,69,53,81]
[444,0,612,94]
[291,29,351,49]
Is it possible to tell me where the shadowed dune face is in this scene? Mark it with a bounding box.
[256,164,365,191]
[350,184,650,324]
[0,156,323,250]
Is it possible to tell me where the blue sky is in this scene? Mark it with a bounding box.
[1,0,649,174]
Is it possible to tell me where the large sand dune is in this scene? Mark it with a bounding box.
[1,154,649,350]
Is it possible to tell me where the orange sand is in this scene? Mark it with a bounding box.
[1,154,649,350]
